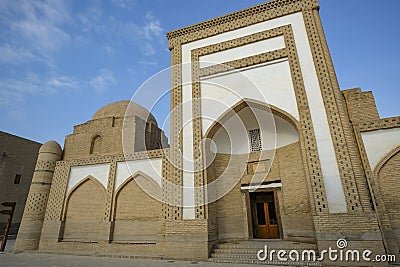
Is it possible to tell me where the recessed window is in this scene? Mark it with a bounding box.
[146,122,152,133]
[90,135,102,154]
[14,174,21,184]
[249,129,262,152]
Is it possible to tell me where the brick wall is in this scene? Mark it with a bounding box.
[0,131,41,238]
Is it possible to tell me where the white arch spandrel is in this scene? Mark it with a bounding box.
[115,158,163,191]
[67,163,110,193]
[362,128,400,170]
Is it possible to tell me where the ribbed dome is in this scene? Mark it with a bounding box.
[92,100,157,125]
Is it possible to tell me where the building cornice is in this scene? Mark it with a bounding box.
[166,0,319,48]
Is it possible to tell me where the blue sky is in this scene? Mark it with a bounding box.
[0,0,399,145]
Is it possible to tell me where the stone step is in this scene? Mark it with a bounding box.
[216,241,317,250]
[211,252,320,260]
[209,257,323,266]
[210,241,322,266]
[214,248,318,255]
[212,252,271,260]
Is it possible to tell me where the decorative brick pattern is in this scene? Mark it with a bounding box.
[303,9,365,212]
[282,26,328,213]
[356,117,400,132]
[34,161,57,172]
[166,0,318,45]
[44,162,70,221]
[105,159,117,221]
[25,193,48,213]
[249,129,262,152]
[164,45,184,220]
[199,48,287,77]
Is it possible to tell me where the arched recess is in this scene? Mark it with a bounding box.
[204,98,315,243]
[373,145,400,212]
[90,135,102,154]
[204,98,301,140]
[111,172,162,242]
[373,145,400,255]
[62,176,106,241]
[204,98,301,155]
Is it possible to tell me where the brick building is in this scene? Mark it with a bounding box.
[15,0,399,265]
[0,131,41,240]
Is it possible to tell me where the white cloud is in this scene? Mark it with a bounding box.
[76,5,103,33]
[112,0,137,11]
[104,45,113,56]
[5,1,71,52]
[0,72,79,106]
[47,75,78,91]
[139,61,158,66]
[90,69,116,94]
[12,19,70,52]
[0,44,36,65]
[124,11,164,57]
[143,12,163,41]
[0,0,72,68]
[141,42,156,56]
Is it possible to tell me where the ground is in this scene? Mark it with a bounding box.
[0,253,286,267]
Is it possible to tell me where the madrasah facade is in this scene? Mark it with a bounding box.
[14,0,400,265]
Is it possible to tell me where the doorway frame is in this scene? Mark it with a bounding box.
[245,188,283,239]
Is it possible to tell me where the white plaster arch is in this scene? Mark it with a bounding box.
[362,128,400,170]
[115,158,163,191]
[62,175,106,220]
[114,171,161,195]
[208,100,299,154]
[67,163,110,194]
[372,145,400,177]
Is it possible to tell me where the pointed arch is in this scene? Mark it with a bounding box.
[90,134,102,154]
[114,171,161,196]
[64,175,106,215]
[373,145,400,177]
[204,98,300,154]
[62,175,106,241]
[204,98,315,242]
[112,172,162,221]
[111,172,162,242]
[371,144,400,255]
[204,98,300,140]
[371,145,400,212]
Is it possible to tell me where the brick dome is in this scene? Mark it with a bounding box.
[39,140,62,154]
[92,100,157,125]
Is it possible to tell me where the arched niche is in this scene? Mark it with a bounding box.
[111,173,162,242]
[90,135,102,154]
[62,176,106,241]
[113,172,161,221]
[204,99,300,155]
[373,146,400,255]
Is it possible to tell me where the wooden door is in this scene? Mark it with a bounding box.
[253,193,279,239]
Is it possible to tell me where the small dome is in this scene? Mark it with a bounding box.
[39,140,62,155]
[92,100,157,125]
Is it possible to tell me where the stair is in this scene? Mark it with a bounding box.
[209,240,323,266]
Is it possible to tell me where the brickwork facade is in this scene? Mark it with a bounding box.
[15,0,400,264]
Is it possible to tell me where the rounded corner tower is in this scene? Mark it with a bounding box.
[14,140,62,252]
